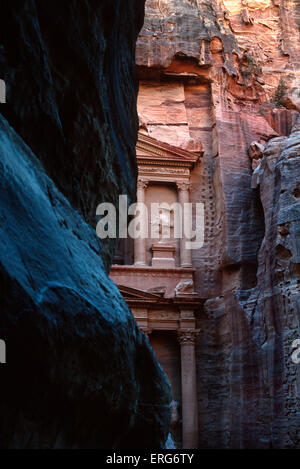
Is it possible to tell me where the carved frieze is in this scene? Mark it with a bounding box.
[139,166,189,176]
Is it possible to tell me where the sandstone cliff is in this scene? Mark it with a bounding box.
[137,0,300,448]
[0,1,171,448]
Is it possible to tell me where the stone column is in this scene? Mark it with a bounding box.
[134,179,148,266]
[177,328,200,449]
[177,182,192,268]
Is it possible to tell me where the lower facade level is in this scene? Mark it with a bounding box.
[110,265,202,448]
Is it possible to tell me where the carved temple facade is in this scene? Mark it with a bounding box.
[110,132,203,448]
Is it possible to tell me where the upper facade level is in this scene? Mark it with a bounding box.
[113,131,203,269]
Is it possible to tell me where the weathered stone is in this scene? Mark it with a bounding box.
[0,0,145,269]
[280,95,300,113]
[249,141,265,169]
[136,0,300,449]
[249,141,265,160]
[0,0,172,449]
[241,8,252,24]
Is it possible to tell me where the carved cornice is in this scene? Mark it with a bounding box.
[111,265,196,275]
[177,328,201,345]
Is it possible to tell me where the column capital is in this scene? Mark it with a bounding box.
[137,178,149,190]
[177,181,192,192]
[141,327,153,338]
[177,328,200,345]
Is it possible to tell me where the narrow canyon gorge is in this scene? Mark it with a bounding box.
[0,0,299,451]
[0,0,171,449]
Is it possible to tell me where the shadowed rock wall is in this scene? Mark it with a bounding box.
[1,0,145,268]
[0,0,172,449]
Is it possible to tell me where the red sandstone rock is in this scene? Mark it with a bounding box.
[134,0,300,449]
[249,141,265,169]
[280,95,300,113]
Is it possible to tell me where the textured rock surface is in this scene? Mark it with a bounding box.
[0,0,145,268]
[0,1,172,449]
[137,0,300,448]
[198,120,300,448]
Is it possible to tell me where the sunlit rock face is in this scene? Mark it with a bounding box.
[0,1,172,449]
[137,0,300,448]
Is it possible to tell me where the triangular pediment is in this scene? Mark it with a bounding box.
[117,285,162,300]
[136,147,157,159]
[136,132,202,168]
